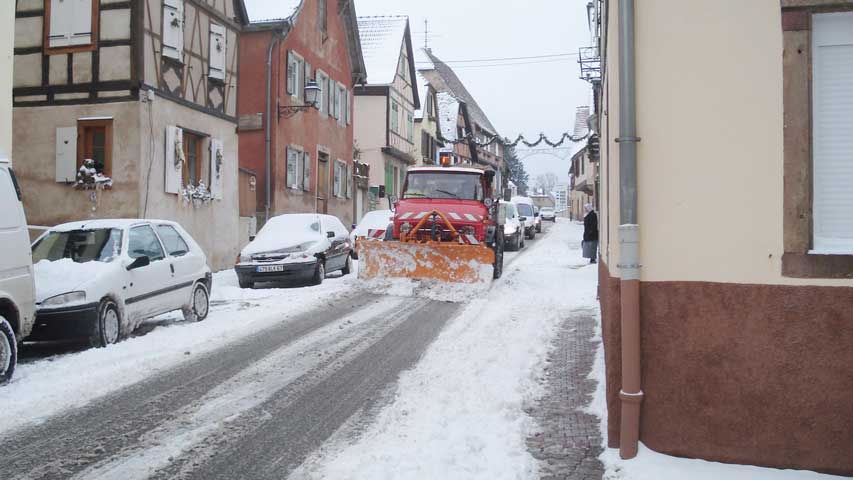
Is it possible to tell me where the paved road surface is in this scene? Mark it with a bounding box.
[0,294,459,480]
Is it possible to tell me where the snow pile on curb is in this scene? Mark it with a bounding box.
[305,222,598,479]
[358,275,490,303]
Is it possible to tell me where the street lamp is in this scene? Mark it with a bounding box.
[278,80,321,119]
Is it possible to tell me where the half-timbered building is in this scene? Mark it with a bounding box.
[12,0,248,269]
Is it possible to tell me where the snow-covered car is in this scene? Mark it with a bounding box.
[539,207,557,222]
[503,202,525,251]
[30,219,212,347]
[236,214,352,288]
[349,209,394,259]
[511,196,537,240]
[0,158,36,383]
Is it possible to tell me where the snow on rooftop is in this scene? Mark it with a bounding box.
[437,91,460,142]
[414,71,430,119]
[357,16,408,85]
[244,0,302,23]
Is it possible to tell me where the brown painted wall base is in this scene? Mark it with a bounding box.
[598,261,853,475]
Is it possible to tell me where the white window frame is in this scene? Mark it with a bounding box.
[811,12,853,254]
[317,70,329,117]
[336,83,346,126]
[333,160,345,197]
[302,152,311,191]
[287,51,304,100]
[287,147,302,190]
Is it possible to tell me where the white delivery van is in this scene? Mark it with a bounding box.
[511,196,538,240]
[0,157,36,383]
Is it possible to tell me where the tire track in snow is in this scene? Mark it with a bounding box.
[0,293,385,480]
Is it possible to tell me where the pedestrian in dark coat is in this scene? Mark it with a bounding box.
[582,203,598,264]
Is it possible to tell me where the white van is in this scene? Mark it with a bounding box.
[511,196,538,240]
[0,158,36,383]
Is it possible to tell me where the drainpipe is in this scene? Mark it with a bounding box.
[616,0,642,460]
[265,26,287,224]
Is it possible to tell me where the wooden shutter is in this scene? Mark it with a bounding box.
[55,127,78,182]
[346,163,352,198]
[162,0,185,61]
[209,138,224,199]
[812,12,853,252]
[68,0,93,46]
[165,126,184,194]
[287,51,297,97]
[209,23,226,81]
[48,0,73,47]
[346,90,352,125]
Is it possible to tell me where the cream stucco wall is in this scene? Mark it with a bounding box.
[354,95,388,187]
[0,1,14,158]
[600,0,853,287]
[139,96,240,271]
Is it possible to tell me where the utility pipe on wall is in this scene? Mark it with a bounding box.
[616,0,643,460]
[264,26,288,224]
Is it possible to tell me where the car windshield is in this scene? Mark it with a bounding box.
[32,228,123,264]
[516,203,534,216]
[403,173,483,200]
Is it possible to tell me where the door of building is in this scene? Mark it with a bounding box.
[317,152,329,214]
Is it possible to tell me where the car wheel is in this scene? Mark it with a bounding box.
[183,282,210,322]
[90,299,121,349]
[238,276,254,289]
[0,316,17,385]
[342,255,353,275]
[312,260,325,285]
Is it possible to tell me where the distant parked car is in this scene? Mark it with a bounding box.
[0,157,36,383]
[511,196,537,240]
[539,207,557,222]
[533,207,542,233]
[503,202,525,251]
[236,214,352,288]
[30,219,212,348]
[349,209,394,260]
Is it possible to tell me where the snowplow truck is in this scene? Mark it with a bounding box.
[358,165,505,284]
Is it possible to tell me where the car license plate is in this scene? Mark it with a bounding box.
[256,265,285,273]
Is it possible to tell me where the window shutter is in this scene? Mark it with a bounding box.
[317,72,328,117]
[346,163,352,198]
[304,61,312,91]
[165,126,184,194]
[812,12,853,252]
[208,23,226,81]
[48,0,73,47]
[55,127,78,182]
[68,0,93,46]
[162,0,185,62]
[346,90,351,125]
[209,138,224,199]
[303,152,311,191]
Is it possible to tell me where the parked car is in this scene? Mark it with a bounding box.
[503,202,525,251]
[511,196,537,240]
[0,158,36,383]
[349,209,394,260]
[539,207,557,222]
[533,207,542,233]
[30,219,212,348]
[236,214,352,288]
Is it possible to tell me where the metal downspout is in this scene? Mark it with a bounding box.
[616,0,642,460]
[265,28,286,224]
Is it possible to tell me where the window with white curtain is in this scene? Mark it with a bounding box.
[812,12,853,253]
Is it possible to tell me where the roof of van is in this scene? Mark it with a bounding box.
[510,196,534,204]
[49,218,180,232]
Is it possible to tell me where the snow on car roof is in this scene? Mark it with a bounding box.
[407,166,485,175]
[49,219,178,232]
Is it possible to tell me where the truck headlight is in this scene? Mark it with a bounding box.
[42,291,86,307]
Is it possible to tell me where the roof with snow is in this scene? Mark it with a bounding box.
[414,71,430,119]
[436,92,461,142]
[420,49,499,136]
[357,16,409,86]
[243,0,302,23]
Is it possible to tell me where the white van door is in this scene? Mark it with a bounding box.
[0,166,36,334]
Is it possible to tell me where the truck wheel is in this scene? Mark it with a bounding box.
[312,260,326,285]
[90,299,121,349]
[0,316,17,385]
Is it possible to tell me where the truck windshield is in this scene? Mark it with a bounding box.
[403,173,483,201]
[32,229,123,264]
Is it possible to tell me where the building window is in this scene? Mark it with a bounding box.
[287,51,304,99]
[391,101,400,133]
[287,147,301,189]
[336,84,347,126]
[406,111,414,142]
[302,152,311,191]
[317,71,329,117]
[334,160,346,197]
[77,119,113,177]
[182,131,204,187]
[45,0,98,53]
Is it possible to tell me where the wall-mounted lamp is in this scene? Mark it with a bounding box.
[278,80,321,119]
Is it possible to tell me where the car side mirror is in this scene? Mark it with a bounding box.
[534,212,539,217]
[249,235,256,242]
[351,223,357,230]
[327,231,335,238]
[127,255,150,270]
[519,216,527,222]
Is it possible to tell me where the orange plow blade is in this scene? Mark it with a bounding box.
[357,239,495,284]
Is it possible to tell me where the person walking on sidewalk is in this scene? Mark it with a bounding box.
[582,203,598,264]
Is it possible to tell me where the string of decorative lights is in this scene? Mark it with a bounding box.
[436,131,590,148]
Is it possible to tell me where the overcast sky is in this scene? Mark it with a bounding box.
[248,0,594,184]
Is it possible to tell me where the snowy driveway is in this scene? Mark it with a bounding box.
[0,221,598,480]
